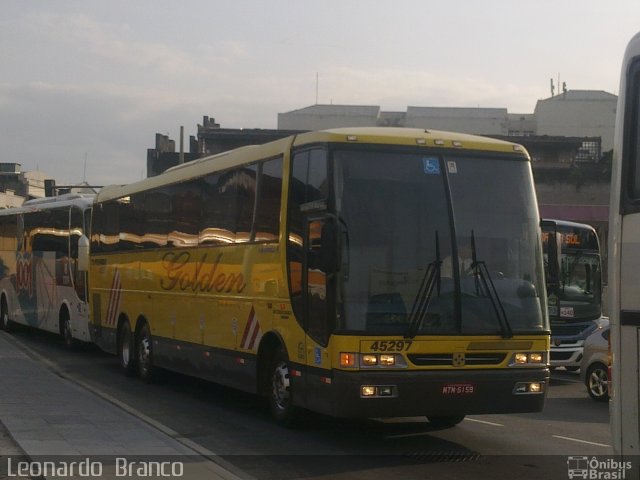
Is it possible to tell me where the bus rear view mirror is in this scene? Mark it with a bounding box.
[78,234,90,272]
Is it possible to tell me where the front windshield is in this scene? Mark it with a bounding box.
[556,252,602,320]
[334,149,547,336]
[542,225,602,321]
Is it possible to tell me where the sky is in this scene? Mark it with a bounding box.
[1,1,639,186]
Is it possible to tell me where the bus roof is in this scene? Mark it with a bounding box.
[96,127,529,203]
[293,127,529,153]
[0,194,95,216]
[541,218,597,233]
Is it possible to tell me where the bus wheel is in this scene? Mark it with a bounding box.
[268,348,298,427]
[427,415,466,428]
[0,298,12,333]
[118,321,136,376]
[137,323,155,383]
[61,314,77,350]
[585,362,609,402]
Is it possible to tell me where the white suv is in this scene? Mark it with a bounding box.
[580,320,610,402]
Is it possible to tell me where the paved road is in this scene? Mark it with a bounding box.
[1,326,619,480]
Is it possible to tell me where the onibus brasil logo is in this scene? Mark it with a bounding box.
[567,456,633,479]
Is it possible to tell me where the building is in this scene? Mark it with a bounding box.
[534,90,617,151]
[146,117,299,178]
[0,164,52,208]
[276,90,617,149]
[0,163,99,207]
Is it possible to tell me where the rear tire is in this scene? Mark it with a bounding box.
[585,362,609,402]
[1,297,13,333]
[118,321,136,376]
[268,348,299,427]
[61,314,77,350]
[137,323,155,383]
[427,415,466,428]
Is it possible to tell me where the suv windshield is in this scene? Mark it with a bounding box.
[333,149,547,336]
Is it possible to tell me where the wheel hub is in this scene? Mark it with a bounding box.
[272,362,291,410]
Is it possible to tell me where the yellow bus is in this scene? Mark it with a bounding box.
[87,127,549,426]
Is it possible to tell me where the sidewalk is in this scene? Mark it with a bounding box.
[0,332,244,479]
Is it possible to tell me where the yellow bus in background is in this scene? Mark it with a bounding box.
[88,127,549,426]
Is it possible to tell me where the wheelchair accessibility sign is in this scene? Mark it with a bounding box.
[423,157,440,175]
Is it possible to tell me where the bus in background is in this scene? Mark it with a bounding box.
[541,219,606,371]
[609,31,640,456]
[0,194,93,349]
[87,127,549,426]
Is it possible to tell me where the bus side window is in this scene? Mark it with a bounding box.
[92,201,120,253]
[254,157,283,242]
[201,168,258,245]
[624,58,640,205]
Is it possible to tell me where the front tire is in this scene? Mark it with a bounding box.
[61,314,77,350]
[585,362,609,402]
[118,321,136,376]
[268,348,299,427]
[1,297,13,333]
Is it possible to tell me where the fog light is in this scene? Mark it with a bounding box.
[514,382,545,394]
[362,354,378,366]
[379,355,395,366]
[378,386,393,396]
[514,383,528,394]
[361,386,376,397]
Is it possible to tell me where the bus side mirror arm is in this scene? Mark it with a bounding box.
[78,235,90,272]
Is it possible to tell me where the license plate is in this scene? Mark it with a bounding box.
[442,383,475,395]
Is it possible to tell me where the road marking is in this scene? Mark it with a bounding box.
[552,435,612,448]
[464,418,504,427]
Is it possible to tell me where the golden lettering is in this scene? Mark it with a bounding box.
[160,251,246,293]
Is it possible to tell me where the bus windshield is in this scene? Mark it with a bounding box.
[542,224,602,321]
[333,149,547,336]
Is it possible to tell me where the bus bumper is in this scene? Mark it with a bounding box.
[301,368,549,418]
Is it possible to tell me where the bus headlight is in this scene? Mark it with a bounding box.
[510,352,547,367]
[339,353,408,368]
[362,354,378,366]
[359,354,407,368]
[514,353,528,364]
[379,354,395,366]
[529,353,544,364]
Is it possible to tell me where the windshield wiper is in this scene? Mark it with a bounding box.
[405,233,442,339]
[470,231,513,339]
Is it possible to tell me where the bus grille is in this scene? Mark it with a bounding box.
[551,324,590,336]
[407,353,507,366]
